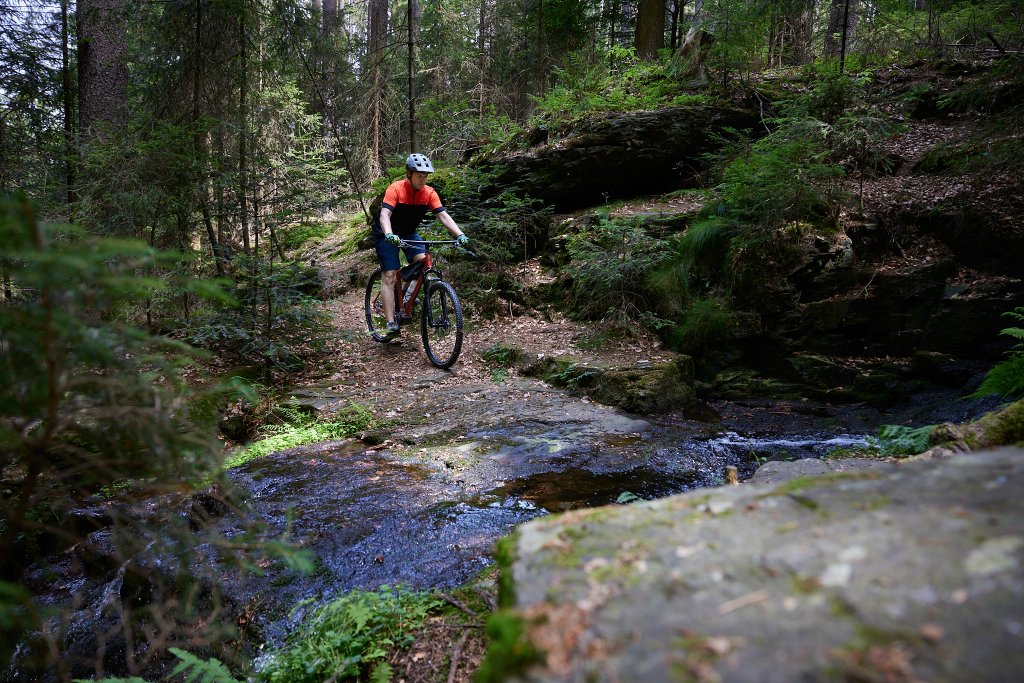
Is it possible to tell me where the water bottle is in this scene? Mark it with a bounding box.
[402,282,416,306]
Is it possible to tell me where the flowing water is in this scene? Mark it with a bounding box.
[10,388,995,679]
[210,400,879,643]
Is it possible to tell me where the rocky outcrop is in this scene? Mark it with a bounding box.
[476,105,760,210]
[914,398,1024,459]
[489,447,1024,682]
[490,349,697,414]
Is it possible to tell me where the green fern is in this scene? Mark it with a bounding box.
[971,308,1024,399]
[168,648,243,683]
[869,424,935,456]
[260,585,440,683]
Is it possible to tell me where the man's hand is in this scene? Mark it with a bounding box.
[456,234,470,247]
[385,233,401,246]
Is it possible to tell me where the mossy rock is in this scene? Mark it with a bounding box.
[521,354,695,414]
[925,398,1024,458]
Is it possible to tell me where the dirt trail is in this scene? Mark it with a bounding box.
[309,257,674,430]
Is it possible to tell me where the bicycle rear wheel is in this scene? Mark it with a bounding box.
[364,268,392,342]
[421,280,463,368]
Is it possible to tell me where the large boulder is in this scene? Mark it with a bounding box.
[519,354,696,415]
[476,104,759,211]
[488,447,1024,682]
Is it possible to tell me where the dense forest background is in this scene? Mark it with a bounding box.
[2,0,1024,680]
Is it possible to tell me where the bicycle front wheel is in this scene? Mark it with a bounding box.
[364,268,391,342]
[421,280,463,368]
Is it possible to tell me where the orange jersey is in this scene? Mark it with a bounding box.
[377,179,445,236]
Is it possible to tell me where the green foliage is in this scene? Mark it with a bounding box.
[258,586,441,683]
[869,424,936,456]
[475,612,544,683]
[223,403,373,469]
[668,297,734,355]
[533,47,714,121]
[168,648,244,683]
[0,195,221,512]
[790,71,874,124]
[717,126,844,232]
[971,308,1024,399]
[429,165,552,316]
[546,362,599,390]
[481,343,524,367]
[277,222,335,252]
[565,213,674,332]
[72,649,242,683]
[0,195,258,674]
[183,256,330,372]
[0,581,35,666]
[615,491,641,504]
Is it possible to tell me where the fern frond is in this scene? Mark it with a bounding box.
[971,352,1024,399]
[168,648,243,683]
[998,326,1024,341]
[870,424,934,456]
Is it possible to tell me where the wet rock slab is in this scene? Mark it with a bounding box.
[500,447,1024,682]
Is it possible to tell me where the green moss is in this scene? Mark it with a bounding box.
[766,471,883,496]
[493,533,520,609]
[475,612,545,683]
[789,574,822,595]
[855,494,892,512]
[481,343,525,367]
[981,399,1024,445]
[278,221,336,252]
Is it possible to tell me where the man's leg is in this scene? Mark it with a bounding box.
[375,236,403,336]
[381,269,399,324]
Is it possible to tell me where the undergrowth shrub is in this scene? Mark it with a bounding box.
[183,256,330,373]
[259,586,441,683]
[427,165,551,316]
[1,195,297,679]
[565,213,673,332]
[667,296,734,355]
[223,403,373,470]
[971,307,1024,399]
[532,46,714,120]
[870,424,935,456]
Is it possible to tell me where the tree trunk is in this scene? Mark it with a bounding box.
[677,0,705,77]
[669,0,685,51]
[368,0,387,173]
[323,0,335,34]
[238,10,251,255]
[478,0,489,120]
[408,0,420,151]
[634,0,666,59]
[192,0,225,276]
[76,0,128,139]
[825,0,858,64]
[61,0,76,206]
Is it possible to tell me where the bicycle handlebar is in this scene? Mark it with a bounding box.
[397,238,478,256]
[397,239,458,246]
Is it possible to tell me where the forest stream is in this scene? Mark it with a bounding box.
[14,349,998,679]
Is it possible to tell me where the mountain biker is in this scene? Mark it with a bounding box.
[374,153,469,338]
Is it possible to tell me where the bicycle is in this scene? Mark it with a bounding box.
[364,238,465,369]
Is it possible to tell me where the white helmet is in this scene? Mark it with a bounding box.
[406,153,434,173]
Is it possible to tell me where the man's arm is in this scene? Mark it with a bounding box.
[437,210,464,238]
[380,206,394,235]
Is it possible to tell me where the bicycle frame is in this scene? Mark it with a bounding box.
[394,252,438,321]
[393,239,455,322]
[366,237,465,368]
